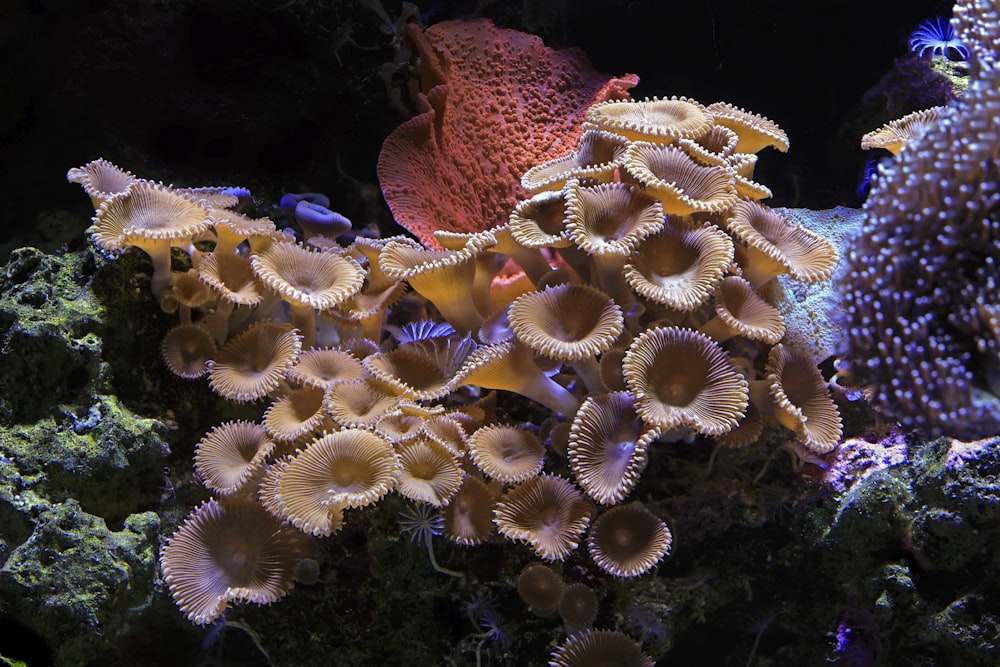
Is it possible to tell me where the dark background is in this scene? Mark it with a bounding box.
[0,0,956,246]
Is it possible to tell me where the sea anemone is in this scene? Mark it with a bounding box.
[909,17,970,60]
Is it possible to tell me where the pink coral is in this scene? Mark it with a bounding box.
[377,19,637,248]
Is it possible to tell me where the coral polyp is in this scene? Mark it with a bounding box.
[909,17,970,60]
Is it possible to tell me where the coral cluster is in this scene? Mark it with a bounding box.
[67,85,844,655]
[839,0,1000,439]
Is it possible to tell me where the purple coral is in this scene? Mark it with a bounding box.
[837,5,1000,439]
[818,432,908,494]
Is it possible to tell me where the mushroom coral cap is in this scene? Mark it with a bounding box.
[706,101,790,153]
[548,629,654,667]
[160,497,306,625]
[508,283,624,361]
[567,391,658,505]
[766,344,843,454]
[396,438,463,506]
[198,252,265,306]
[494,474,592,561]
[861,106,945,155]
[623,327,748,435]
[67,157,137,206]
[194,420,275,496]
[713,276,786,344]
[251,241,365,310]
[92,181,212,250]
[564,180,665,257]
[587,502,672,577]
[726,199,838,284]
[206,322,303,402]
[623,142,738,216]
[441,475,499,546]
[266,429,399,512]
[624,219,734,312]
[468,425,545,484]
[517,563,564,613]
[586,96,712,144]
[161,323,216,379]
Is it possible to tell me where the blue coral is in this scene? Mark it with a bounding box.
[909,17,970,60]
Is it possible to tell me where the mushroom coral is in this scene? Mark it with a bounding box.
[66,16,855,653]
[160,497,307,625]
[376,18,637,248]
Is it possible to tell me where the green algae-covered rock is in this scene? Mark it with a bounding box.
[0,394,169,524]
[0,247,108,424]
[0,500,160,667]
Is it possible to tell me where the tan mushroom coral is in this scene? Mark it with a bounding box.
[715,400,765,449]
[586,96,712,144]
[468,425,545,484]
[194,420,275,496]
[455,340,581,417]
[160,497,306,625]
[521,129,630,194]
[259,456,347,537]
[160,323,216,379]
[422,413,471,457]
[726,152,774,200]
[323,378,401,429]
[285,346,365,390]
[587,502,672,577]
[725,199,838,287]
[517,563,565,615]
[567,391,659,505]
[750,343,843,454]
[91,181,212,299]
[508,283,624,393]
[624,217,734,311]
[563,179,665,304]
[251,241,365,348]
[677,125,740,166]
[362,335,476,401]
[558,582,599,629]
[698,276,785,344]
[206,322,302,402]
[263,429,399,515]
[396,438,464,506]
[373,410,426,446]
[262,384,329,443]
[174,186,240,210]
[378,233,497,334]
[548,629,654,667]
[706,101,790,153]
[67,158,137,209]
[168,269,215,325]
[861,106,945,155]
[327,280,409,343]
[209,209,278,255]
[508,189,574,250]
[493,474,592,561]
[441,475,499,546]
[623,142,738,216]
[623,327,748,435]
[197,251,265,343]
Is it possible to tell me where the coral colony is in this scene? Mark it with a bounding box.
[52,1,999,665]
